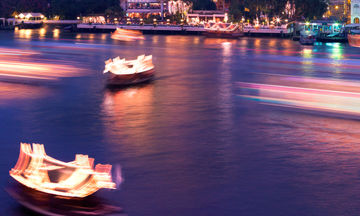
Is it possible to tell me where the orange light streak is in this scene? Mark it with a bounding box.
[10,143,117,198]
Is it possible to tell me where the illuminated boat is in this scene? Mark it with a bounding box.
[10,143,116,198]
[104,55,155,86]
[204,22,244,38]
[299,30,316,45]
[348,30,360,47]
[111,28,145,41]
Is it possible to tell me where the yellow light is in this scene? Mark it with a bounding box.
[335,5,339,10]
[77,16,80,20]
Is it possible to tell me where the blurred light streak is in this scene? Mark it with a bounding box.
[10,143,117,198]
[0,47,83,81]
[238,76,360,117]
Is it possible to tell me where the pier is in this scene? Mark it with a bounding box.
[76,24,205,34]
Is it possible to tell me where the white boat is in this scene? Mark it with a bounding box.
[104,55,155,86]
[10,143,116,198]
[204,22,244,38]
[111,28,144,41]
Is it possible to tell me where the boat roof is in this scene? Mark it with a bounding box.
[345,24,360,28]
[19,13,44,17]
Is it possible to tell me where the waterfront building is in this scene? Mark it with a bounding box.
[15,13,45,21]
[212,0,230,12]
[351,0,360,23]
[122,0,191,20]
[186,10,227,24]
[324,0,348,21]
[122,0,167,19]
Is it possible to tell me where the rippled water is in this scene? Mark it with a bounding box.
[1,28,360,215]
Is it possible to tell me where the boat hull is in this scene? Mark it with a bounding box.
[348,34,360,47]
[7,183,123,216]
[300,36,315,45]
[105,68,155,86]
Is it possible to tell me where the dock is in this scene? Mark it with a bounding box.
[244,26,292,37]
[76,24,205,34]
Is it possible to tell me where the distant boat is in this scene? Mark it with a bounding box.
[300,30,316,45]
[111,28,145,41]
[104,55,155,86]
[10,143,116,198]
[204,22,244,38]
[348,30,360,47]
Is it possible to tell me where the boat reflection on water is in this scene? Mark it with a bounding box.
[203,38,238,46]
[7,183,124,216]
[238,74,360,119]
[0,82,51,104]
[102,84,154,145]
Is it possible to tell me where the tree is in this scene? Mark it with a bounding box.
[49,0,122,19]
[189,0,216,10]
[0,0,48,18]
[229,0,328,22]
[294,0,328,20]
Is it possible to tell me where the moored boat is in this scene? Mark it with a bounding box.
[111,28,145,41]
[104,55,155,86]
[204,22,244,38]
[299,30,316,45]
[348,30,360,47]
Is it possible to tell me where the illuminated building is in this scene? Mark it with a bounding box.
[323,0,348,21]
[123,0,168,19]
[351,0,360,23]
[212,0,230,12]
[324,0,360,23]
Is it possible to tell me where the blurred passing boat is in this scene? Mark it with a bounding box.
[111,28,145,41]
[300,30,316,45]
[104,55,155,86]
[7,183,123,216]
[348,30,360,48]
[204,22,244,38]
[10,143,116,198]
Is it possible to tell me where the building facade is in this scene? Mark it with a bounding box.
[124,0,166,18]
[212,0,230,12]
[324,0,348,21]
[351,0,360,23]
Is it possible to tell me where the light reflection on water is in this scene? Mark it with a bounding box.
[2,29,360,215]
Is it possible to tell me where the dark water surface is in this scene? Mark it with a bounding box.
[1,29,360,215]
